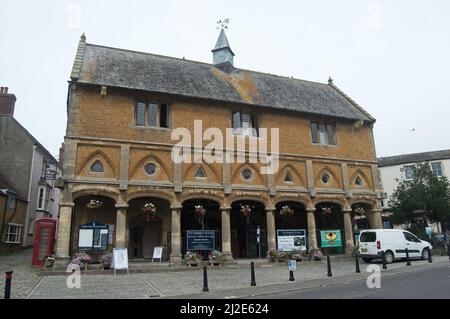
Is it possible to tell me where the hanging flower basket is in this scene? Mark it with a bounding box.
[142,203,157,222]
[322,207,332,215]
[354,207,365,216]
[86,200,102,210]
[240,205,252,218]
[195,205,206,227]
[280,205,294,216]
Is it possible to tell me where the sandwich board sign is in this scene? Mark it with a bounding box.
[112,247,129,275]
[152,246,163,262]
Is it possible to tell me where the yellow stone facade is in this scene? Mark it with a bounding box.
[55,83,383,263]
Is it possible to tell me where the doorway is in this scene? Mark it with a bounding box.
[130,225,143,258]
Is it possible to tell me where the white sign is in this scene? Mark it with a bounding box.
[78,229,93,248]
[113,248,129,271]
[277,229,307,252]
[288,259,296,271]
[152,246,163,262]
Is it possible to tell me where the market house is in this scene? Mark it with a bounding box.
[55,29,383,265]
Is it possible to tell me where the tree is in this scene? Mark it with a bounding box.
[388,162,450,226]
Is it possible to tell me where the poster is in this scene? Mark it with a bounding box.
[277,229,307,251]
[152,246,163,261]
[78,229,93,248]
[320,230,342,248]
[78,222,109,251]
[113,248,128,270]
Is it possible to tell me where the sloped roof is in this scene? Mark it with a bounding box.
[71,40,375,123]
[378,149,450,167]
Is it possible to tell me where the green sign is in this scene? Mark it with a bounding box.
[320,230,342,248]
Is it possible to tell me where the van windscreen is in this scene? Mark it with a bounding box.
[360,232,376,242]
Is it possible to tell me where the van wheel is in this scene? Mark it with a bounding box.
[362,258,372,263]
[421,248,430,260]
[384,251,394,264]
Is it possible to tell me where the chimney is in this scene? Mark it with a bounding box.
[0,87,17,116]
[59,142,65,167]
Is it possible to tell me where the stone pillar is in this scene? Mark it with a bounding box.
[170,206,182,263]
[115,203,128,247]
[55,203,74,262]
[306,208,318,250]
[343,210,355,254]
[220,208,233,262]
[371,209,383,229]
[265,208,276,253]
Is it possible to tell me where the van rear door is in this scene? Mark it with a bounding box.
[359,231,378,255]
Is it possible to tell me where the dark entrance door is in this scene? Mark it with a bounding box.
[130,225,143,258]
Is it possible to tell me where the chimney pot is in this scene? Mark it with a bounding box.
[5,87,8,94]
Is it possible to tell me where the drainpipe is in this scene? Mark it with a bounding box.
[0,194,8,243]
[23,144,37,247]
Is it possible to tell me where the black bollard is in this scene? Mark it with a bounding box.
[202,266,209,292]
[326,256,332,277]
[405,248,411,266]
[381,251,387,270]
[428,247,433,263]
[355,252,361,273]
[447,245,450,261]
[4,271,13,300]
[250,262,256,286]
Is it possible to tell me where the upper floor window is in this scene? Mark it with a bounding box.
[6,193,16,209]
[232,111,259,137]
[431,162,443,177]
[37,186,46,210]
[90,160,104,173]
[135,102,169,128]
[310,122,336,145]
[404,165,414,180]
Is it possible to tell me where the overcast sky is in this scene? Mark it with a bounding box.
[1,0,449,159]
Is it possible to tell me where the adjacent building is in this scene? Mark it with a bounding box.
[378,149,450,232]
[0,86,62,252]
[55,31,384,264]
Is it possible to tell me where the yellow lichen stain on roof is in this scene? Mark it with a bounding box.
[210,67,260,104]
[81,58,96,82]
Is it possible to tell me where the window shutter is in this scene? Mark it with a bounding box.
[326,124,335,145]
[310,123,318,143]
[135,102,146,126]
[252,114,259,137]
[232,112,241,132]
[148,103,158,127]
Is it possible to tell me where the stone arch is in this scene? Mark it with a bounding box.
[231,163,265,185]
[126,191,174,204]
[276,164,306,186]
[129,154,171,180]
[184,162,220,183]
[273,197,309,208]
[180,193,223,205]
[348,197,377,208]
[350,169,370,189]
[315,166,341,189]
[72,186,119,202]
[314,198,345,210]
[230,195,267,207]
[76,149,116,176]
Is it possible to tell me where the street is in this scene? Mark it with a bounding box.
[248,263,450,299]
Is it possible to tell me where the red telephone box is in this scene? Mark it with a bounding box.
[32,218,57,267]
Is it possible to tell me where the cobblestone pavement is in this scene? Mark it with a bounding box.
[0,248,42,299]
[20,256,448,299]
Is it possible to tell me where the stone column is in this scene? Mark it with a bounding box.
[115,203,128,247]
[306,208,318,250]
[220,207,233,262]
[343,210,355,254]
[370,209,383,229]
[265,208,276,253]
[55,203,74,262]
[170,206,182,263]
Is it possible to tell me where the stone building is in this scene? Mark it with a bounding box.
[0,87,62,251]
[55,31,383,264]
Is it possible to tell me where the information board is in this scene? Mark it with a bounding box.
[112,248,129,272]
[277,229,307,251]
[78,222,109,251]
[152,246,163,262]
[320,230,342,248]
[186,230,215,251]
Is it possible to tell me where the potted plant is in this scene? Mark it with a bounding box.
[291,249,303,261]
[209,250,223,266]
[100,253,112,270]
[44,256,55,269]
[70,252,92,271]
[269,250,288,263]
[307,248,323,261]
[185,251,202,267]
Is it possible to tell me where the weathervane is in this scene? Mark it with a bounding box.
[217,18,230,30]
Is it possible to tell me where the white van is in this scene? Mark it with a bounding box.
[358,229,432,264]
